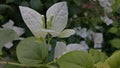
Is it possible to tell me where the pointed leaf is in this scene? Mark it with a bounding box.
[19,6,47,38]
[16,37,48,65]
[57,51,94,68]
[46,2,68,33]
[58,29,75,38]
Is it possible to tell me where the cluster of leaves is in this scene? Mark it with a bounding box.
[0,0,120,68]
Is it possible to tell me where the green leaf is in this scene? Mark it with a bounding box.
[57,51,94,68]
[0,5,12,14]
[20,1,29,7]
[108,27,118,34]
[29,0,43,11]
[105,51,120,68]
[6,0,14,3]
[89,49,108,63]
[112,0,120,12]
[95,62,110,68]
[73,0,83,6]
[0,29,18,55]
[16,37,48,65]
[110,38,120,48]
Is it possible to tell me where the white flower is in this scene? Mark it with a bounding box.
[101,16,113,26]
[94,43,102,48]
[1,20,24,48]
[98,0,114,13]
[74,27,94,40]
[104,6,112,13]
[19,2,75,38]
[2,20,24,36]
[93,33,103,48]
[54,41,89,59]
[74,27,88,39]
[87,30,94,40]
[98,0,112,8]
[93,33,103,43]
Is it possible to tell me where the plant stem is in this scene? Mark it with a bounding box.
[0,61,49,67]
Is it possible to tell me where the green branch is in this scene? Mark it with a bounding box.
[0,61,50,67]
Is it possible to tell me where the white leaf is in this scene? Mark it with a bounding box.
[58,29,75,38]
[19,6,47,38]
[54,42,66,59]
[46,2,68,33]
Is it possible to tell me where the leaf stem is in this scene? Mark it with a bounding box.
[0,61,50,67]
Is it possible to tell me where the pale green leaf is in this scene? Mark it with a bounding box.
[108,27,118,34]
[95,62,110,68]
[105,51,120,68]
[57,51,94,68]
[16,37,48,65]
[89,49,108,63]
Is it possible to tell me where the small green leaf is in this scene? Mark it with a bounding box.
[89,49,108,63]
[57,51,94,68]
[0,29,18,55]
[108,27,118,34]
[16,37,48,65]
[105,51,120,68]
[110,38,120,48]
